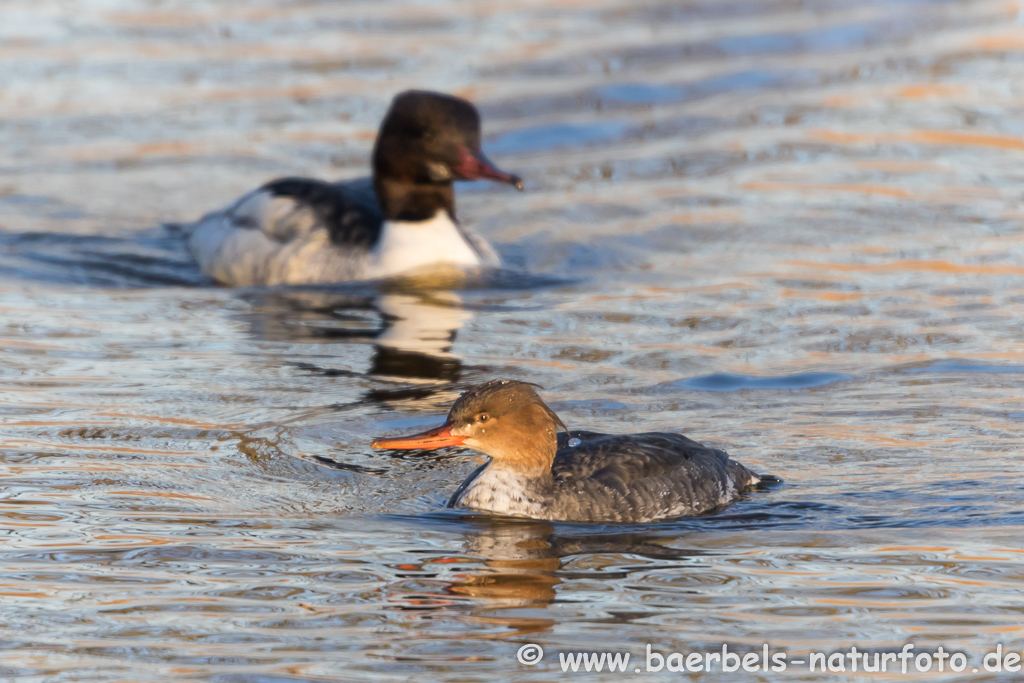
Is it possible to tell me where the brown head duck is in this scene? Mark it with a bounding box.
[372,380,770,523]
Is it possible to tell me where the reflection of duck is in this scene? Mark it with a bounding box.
[450,521,562,607]
[239,289,472,400]
[184,91,522,286]
[395,518,706,627]
[370,292,472,383]
[373,380,771,523]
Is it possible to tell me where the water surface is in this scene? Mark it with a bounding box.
[2,0,1024,680]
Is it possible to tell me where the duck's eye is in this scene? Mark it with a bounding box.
[478,413,489,423]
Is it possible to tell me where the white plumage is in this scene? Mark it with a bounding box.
[187,191,498,286]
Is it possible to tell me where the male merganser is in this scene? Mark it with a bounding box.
[371,380,769,523]
[184,91,523,286]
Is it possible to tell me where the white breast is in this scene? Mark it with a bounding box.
[453,465,547,518]
[366,210,496,279]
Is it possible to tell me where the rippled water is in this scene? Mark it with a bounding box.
[3,0,1024,680]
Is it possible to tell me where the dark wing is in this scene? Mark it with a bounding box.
[553,431,713,479]
[257,177,384,248]
[551,431,759,522]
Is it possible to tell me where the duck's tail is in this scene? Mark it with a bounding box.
[754,473,784,489]
[727,460,767,490]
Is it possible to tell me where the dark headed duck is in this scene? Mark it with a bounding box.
[185,90,522,286]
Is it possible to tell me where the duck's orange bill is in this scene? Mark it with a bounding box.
[371,422,466,450]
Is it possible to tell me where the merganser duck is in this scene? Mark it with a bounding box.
[184,91,523,286]
[371,380,769,523]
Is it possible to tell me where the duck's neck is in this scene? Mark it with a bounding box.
[477,402,565,478]
[451,421,562,518]
[453,456,556,518]
[374,177,455,222]
[367,210,481,278]
[483,436,558,480]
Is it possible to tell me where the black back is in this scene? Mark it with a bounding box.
[261,176,384,248]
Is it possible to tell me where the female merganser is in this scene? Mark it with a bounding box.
[184,90,523,286]
[371,380,768,523]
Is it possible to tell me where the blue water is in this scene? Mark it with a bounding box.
[1,0,1023,681]
[663,372,853,392]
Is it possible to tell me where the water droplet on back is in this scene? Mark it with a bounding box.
[568,437,581,447]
